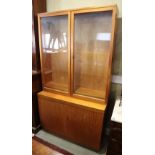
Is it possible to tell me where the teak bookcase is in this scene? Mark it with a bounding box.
[38,5,117,151]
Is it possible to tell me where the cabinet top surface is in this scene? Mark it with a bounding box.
[38,5,117,17]
[38,91,106,111]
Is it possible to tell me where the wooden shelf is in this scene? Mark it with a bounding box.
[44,81,68,92]
[75,87,105,99]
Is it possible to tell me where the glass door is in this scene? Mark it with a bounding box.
[72,10,113,100]
[40,13,70,93]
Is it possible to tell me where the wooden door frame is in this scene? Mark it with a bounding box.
[38,11,71,95]
[38,5,117,103]
[70,5,117,103]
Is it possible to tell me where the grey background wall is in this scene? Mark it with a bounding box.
[46,0,122,97]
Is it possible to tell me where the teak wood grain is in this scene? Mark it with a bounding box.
[37,5,117,151]
[38,92,105,150]
[38,12,71,94]
[38,91,106,111]
[72,11,113,101]
[38,5,117,103]
[38,5,117,17]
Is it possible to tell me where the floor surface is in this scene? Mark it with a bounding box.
[32,138,64,155]
[36,130,107,155]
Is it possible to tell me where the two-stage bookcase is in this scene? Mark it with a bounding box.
[38,5,117,151]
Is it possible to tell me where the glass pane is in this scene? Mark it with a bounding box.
[73,11,112,99]
[41,15,68,92]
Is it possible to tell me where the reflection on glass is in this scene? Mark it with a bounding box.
[73,11,112,99]
[41,16,68,92]
[96,33,111,41]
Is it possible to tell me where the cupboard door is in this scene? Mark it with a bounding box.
[40,14,70,93]
[72,11,113,100]
[38,92,104,151]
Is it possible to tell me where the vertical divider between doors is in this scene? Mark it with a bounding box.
[68,12,71,95]
[70,11,74,96]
